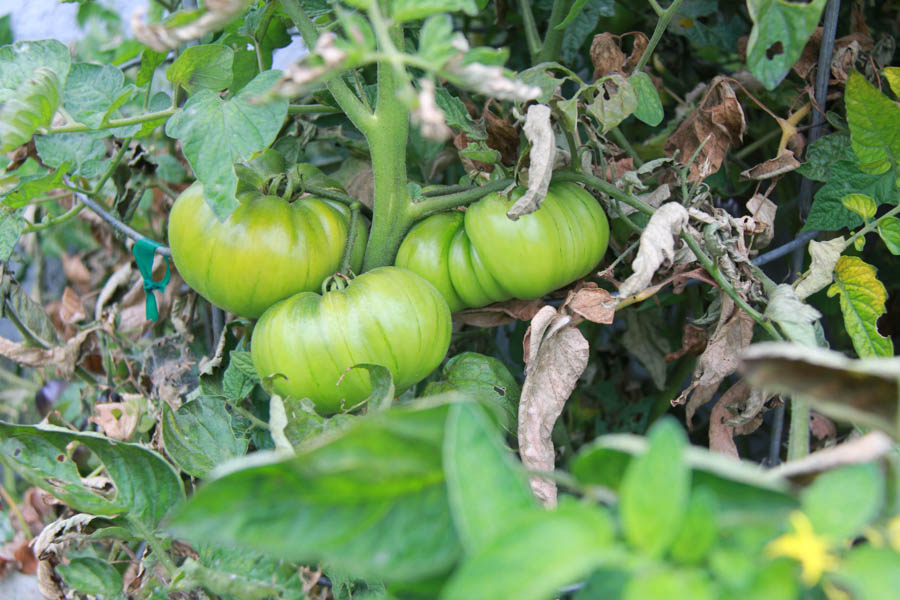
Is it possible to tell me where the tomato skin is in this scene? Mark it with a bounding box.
[167,182,367,318]
[250,266,452,414]
[395,182,609,311]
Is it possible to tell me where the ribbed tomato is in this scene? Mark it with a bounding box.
[167,182,367,318]
[250,266,452,414]
[395,181,609,312]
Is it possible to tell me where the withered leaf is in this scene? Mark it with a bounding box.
[507,104,555,220]
[740,149,801,180]
[708,379,766,457]
[665,324,708,362]
[562,282,616,325]
[590,33,626,80]
[617,202,689,298]
[0,327,102,378]
[519,306,590,506]
[455,298,546,328]
[59,287,86,326]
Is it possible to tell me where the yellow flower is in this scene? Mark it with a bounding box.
[765,511,840,586]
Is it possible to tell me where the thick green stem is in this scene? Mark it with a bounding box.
[410,179,514,218]
[554,170,655,216]
[787,397,810,460]
[359,20,413,271]
[537,0,575,64]
[340,203,362,274]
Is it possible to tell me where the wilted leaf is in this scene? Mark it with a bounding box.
[676,294,755,427]
[708,380,767,457]
[132,0,254,52]
[0,327,100,379]
[827,256,893,358]
[742,342,899,436]
[455,298,545,328]
[90,401,140,441]
[518,306,590,506]
[587,74,638,133]
[794,237,844,300]
[506,104,555,220]
[764,284,822,347]
[617,203,689,298]
[665,77,745,181]
[665,323,708,362]
[590,33,625,79]
[740,148,801,180]
[562,282,616,325]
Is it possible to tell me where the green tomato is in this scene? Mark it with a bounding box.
[395,181,609,311]
[250,267,452,414]
[167,182,367,318]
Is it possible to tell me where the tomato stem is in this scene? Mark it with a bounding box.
[339,203,362,275]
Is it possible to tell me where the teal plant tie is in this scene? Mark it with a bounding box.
[132,238,171,321]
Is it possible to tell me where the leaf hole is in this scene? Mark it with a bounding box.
[56,454,65,462]
[493,385,506,396]
[765,42,784,60]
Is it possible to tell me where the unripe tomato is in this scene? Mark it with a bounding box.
[395,181,609,311]
[167,182,367,318]
[250,267,452,414]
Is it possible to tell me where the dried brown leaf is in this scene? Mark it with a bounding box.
[58,288,86,326]
[809,411,837,441]
[507,105,555,220]
[0,533,37,575]
[708,380,767,457]
[89,402,139,441]
[665,77,746,182]
[665,324,708,362]
[562,282,616,324]
[794,237,844,300]
[0,327,102,378]
[590,33,626,80]
[617,202,689,298]
[623,32,650,76]
[745,193,778,249]
[771,431,892,484]
[60,253,92,293]
[518,306,589,506]
[740,149,801,180]
[455,298,546,328]
[675,294,755,427]
[483,103,520,166]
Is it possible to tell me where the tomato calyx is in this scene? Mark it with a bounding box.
[322,271,355,293]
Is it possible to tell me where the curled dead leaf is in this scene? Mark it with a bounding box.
[591,33,626,80]
[519,306,590,506]
[455,298,546,328]
[617,202,689,298]
[507,104,555,220]
[89,402,139,441]
[708,379,769,457]
[0,326,106,379]
[561,282,616,325]
[58,287,86,326]
[131,0,253,52]
[740,149,801,180]
[665,324,708,362]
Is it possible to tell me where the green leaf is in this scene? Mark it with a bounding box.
[846,70,900,173]
[155,153,188,183]
[62,63,126,129]
[418,15,457,68]
[137,48,167,87]
[0,39,70,104]
[434,87,486,140]
[424,352,519,435]
[796,133,855,182]
[745,0,827,90]
[561,0,616,64]
[164,70,288,220]
[169,402,461,581]
[517,64,562,105]
[222,350,259,401]
[877,216,900,255]
[443,402,535,554]
[556,0,591,30]
[440,500,615,600]
[802,463,884,542]
[0,421,184,526]
[56,556,123,598]
[885,66,900,98]
[0,67,60,152]
[179,545,308,600]
[841,193,877,219]
[0,206,24,261]
[669,487,718,565]
[827,256,894,358]
[161,395,249,478]
[587,75,638,133]
[349,363,395,412]
[0,275,61,345]
[458,141,501,164]
[167,44,235,93]
[804,161,895,231]
[34,132,109,178]
[619,419,690,557]
[0,14,11,46]
[623,568,715,600]
[630,71,663,127]
[391,0,478,22]
[829,546,900,600]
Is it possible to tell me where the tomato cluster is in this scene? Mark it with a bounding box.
[395,182,610,312]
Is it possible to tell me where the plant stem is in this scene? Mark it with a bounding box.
[229,402,270,430]
[279,0,376,135]
[537,0,575,64]
[43,107,176,135]
[409,179,514,218]
[517,0,542,63]
[634,0,684,74]
[287,104,342,115]
[787,397,810,460]
[844,203,900,251]
[127,517,178,577]
[610,127,643,168]
[0,483,32,540]
[553,170,655,216]
[340,203,362,274]
[300,184,356,206]
[24,202,85,233]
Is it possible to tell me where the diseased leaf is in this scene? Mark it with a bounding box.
[827,256,893,358]
[841,193,877,220]
[0,421,184,526]
[845,70,900,173]
[161,395,249,478]
[618,202,689,298]
[619,419,690,557]
[166,44,234,93]
[745,0,827,90]
[440,501,614,600]
[0,39,70,104]
[507,104,555,220]
[165,70,288,219]
[794,237,845,300]
[0,207,24,262]
[57,557,123,598]
[764,284,821,347]
[796,133,855,182]
[518,306,589,506]
[0,67,60,152]
[587,74,637,133]
[443,402,535,554]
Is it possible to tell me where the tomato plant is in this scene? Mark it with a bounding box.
[251,266,451,413]
[168,182,367,318]
[397,182,609,312]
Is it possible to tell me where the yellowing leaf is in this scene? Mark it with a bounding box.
[827,256,893,358]
[845,71,900,174]
[884,67,900,99]
[878,216,900,255]
[841,193,877,219]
